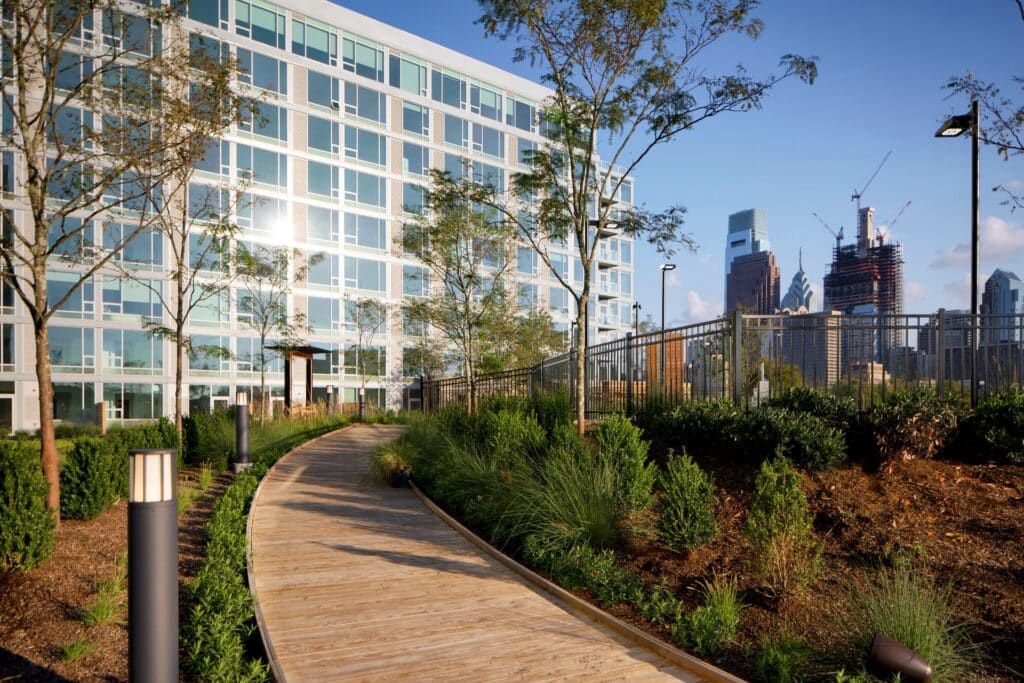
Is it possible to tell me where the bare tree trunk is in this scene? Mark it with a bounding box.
[174,325,184,447]
[574,293,588,435]
[33,321,60,522]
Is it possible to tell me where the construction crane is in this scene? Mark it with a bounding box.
[813,212,844,249]
[876,200,911,246]
[851,150,892,212]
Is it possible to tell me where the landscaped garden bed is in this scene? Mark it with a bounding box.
[375,388,1024,682]
[0,411,352,682]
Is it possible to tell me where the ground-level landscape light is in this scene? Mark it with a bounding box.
[128,448,178,683]
[234,392,250,473]
[867,633,933,682]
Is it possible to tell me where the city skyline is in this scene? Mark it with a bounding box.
[329,0,1024,327]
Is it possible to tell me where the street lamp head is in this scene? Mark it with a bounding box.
[935,113,973,138]
[660,263,677,272]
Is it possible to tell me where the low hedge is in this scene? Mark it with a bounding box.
[0,441,56,572]
[956,390,1024,464]
[740,407,847,471]
[869,389,966,461]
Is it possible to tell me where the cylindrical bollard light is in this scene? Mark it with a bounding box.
[326,384,334,417]
[234,392,250,473]
[358,387,366,419]
[128,449,178,683]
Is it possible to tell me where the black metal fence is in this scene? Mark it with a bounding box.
[422,309,1024,415]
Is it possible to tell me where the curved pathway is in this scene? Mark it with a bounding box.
[248,424,737,682]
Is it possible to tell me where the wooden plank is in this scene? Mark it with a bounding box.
[248,423,737,682]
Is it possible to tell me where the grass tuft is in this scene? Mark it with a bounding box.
[57,638,97,662]
[673,573,743,657]
[751,630,813,682]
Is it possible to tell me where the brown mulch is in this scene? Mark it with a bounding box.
[608,454,1024,682]
[0,469,231,682]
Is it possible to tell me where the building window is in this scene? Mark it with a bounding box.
[240,102,287,142]
[237,144,288,188]
[308,115,340,155]
[343,169,386,209]
[188,232,228,273]
[344,345,385,377]
[470,83,502,121]
[191,289,230,327]
[180,0,228,30]
[403,265,428,297]
[307,296,340,332]
[402,142,429,177]
[102,277,160,320]
[431,69,465,109]
[389,55,427,96]
[506,96,536,133]
[103,329,162,374]
[103,383,163,420]
[48,271,95,319]
[103,9,161,57]
[344,256,386,293]
[517,283,537,309]
[516,138,536,166]
[237,47,287,95]
[104,223,162,269]
[53,382,96,423]
[196,138,230,175]
[292,17,337,66]
[238,193,287,232]
[189,334,230,373]
[307,70,340,110]
[308,160,340,198]
[343,213,386,251]
[0,323,13,371]
[472,161,504,193]
[343,126,386,167]
[402,102,429,137]
[48,215,93,259]
[344,82,386,125]
[308,252,341,289]
[235,0,285,49]
[444,114,468,148]
[308,206,340,244]
[517,247,536,275]
[402,183,426,215]
[549,287,569,315]
[342,35,384,82]
[472,123,504,159]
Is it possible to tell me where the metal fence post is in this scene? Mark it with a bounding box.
[625,333,634,415]
[731,309,744,405]
[936,308,946,398]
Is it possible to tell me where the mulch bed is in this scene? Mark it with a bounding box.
[607,453,1024,681]
[0,469,232,682]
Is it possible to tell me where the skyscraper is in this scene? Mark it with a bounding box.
[981,269,1023,343]
[724,209,777,314]
[781,249,814,311]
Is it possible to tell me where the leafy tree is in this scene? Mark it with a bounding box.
[235,245,316,417]
[401,171,515,412]
[478,308,565,373]
[0,0,244,518]
[945,1,1024,210]
[441,0,818,432]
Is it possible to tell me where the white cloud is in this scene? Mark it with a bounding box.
[930,215,1024,269]
[931,243,970,269]
[675,289,720,324]
[906,281,927,305]
[942,274,970,305]
[1005,179,1024,191]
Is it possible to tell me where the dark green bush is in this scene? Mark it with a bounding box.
[434,403,477,444]
[475,408,545,470]
[658,399,742,458]
[523,537,644,606]
[60,438,122,520]
[741,407,847,471]
[526,388,573,438]
[763,387,857,434]
[53,423,102,439]
[656,452,717,551]
[958,390,1024,464]
[0,441,56,572]
[183,410,235,470]
[744,457,821,597]
[869,389,966,461]
[592,414,656,514]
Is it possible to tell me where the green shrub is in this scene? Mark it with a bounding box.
[741,407,847,471]
[958,389,1024,464]
[476,408,546,469]
[637,583,682,626]
[656,452,717,551]
[0,441,55,572]
[53,422,102,439]
[846,568,979,682]
[662,399,742,457]
[672,574,743,657]
[744,457,821,596]
[752,631,812,682]
[523,538,643,606]
[60,437,122,520]
[526,388,573,438]
[869,389,966,461]
[592,414,656,513]
[183,409,235,470]
[368,440,416,484]
[763,387,857,434]
[434,402,477,444]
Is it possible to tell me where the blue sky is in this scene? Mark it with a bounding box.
[334,0,1024,324]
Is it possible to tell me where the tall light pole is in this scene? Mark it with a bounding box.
[935,100,980,407]
[659,263,676,391]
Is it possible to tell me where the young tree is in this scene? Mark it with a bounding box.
[478,307,565,373]
[447,0,817,432]
[235,245,316,418]
[0,0,244,517]
[344,297,389,407]
[114,37,250,446]
[402,171,515,412]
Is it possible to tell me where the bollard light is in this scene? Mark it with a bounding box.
[128,448,178,683]
[326,384,334,417]
[234,392,250,473]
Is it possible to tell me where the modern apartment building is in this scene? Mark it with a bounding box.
[0,0,636,432]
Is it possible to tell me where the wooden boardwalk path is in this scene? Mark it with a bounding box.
[248,424,736,682]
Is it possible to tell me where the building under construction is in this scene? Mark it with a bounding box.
[823,207,905,367]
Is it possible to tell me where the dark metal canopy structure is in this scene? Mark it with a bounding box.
[265,343,332,412]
